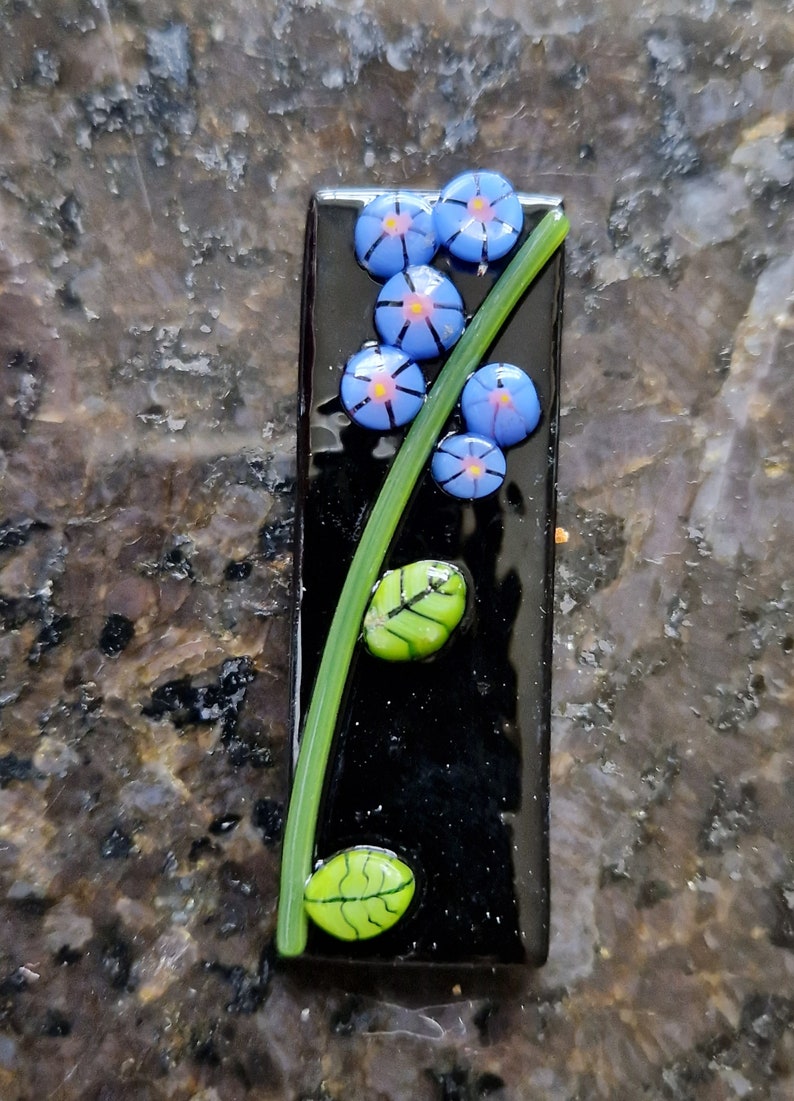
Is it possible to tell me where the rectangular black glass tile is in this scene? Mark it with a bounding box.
[288,188,565,965]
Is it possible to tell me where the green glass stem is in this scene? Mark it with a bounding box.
[277,206,570,957]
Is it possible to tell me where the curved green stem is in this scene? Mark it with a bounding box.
[277,207,570,956]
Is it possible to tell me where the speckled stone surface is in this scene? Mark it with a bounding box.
[0,1,792,1098]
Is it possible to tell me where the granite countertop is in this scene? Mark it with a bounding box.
[1,0,792,1098]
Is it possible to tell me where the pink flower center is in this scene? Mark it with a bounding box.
[382,212,413,237]
[402,293,434,321]
[367,372,397,403]
[463,457,484,478]
[489,389,514,408]
[467,196,495,223]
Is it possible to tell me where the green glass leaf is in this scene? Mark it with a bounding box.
[363,559,467,662]
[304,847,416,941]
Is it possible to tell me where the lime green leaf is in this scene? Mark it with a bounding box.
[304,847,415,941]
[363,559,467,662]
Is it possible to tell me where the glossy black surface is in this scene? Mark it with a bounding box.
[290,190,565,964]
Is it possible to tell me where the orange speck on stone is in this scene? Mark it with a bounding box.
[555,527,569,544]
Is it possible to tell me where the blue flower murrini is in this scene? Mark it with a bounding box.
[431,431,507,500]
[340,343,426,431]
[354,192,438,278]
[434,170,523,266]
[374,265,466,361]
[461,362,541,448]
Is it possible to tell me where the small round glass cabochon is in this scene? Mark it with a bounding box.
[461,362,541,448]
[431,432,507,500]
[433,170,523,265]
[340,343,426,431]
[374,265,465,361]
[354,192,437,278]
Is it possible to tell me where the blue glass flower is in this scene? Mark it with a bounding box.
[431,432,507,500]
[461,362,541,448]
[374,265,466,361]
[354,192,438,278]
[340,343,426,431]
[433,170,523,266]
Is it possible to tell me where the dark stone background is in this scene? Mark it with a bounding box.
[0,1,792,1098]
